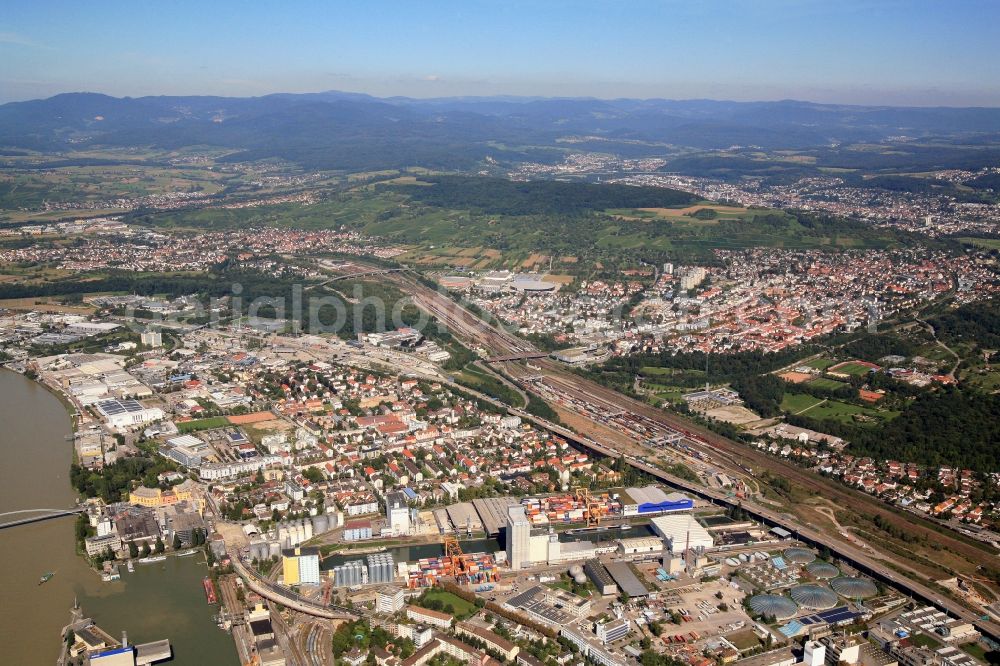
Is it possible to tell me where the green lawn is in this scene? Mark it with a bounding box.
[418,589,476,619]
[176,416,230,433]
[806,377,848,391]
[781,394,897,425]
[781,393,825,414]
[959,642,988,661]
[911,633,942,649]
[641,380,688,404]
[803,358,836,370]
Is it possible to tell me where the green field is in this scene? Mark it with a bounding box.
[781,393,826,414]
[781,394,896,424]
[418,589,476,619]
[830,361,878,376]
[803,358,836,370]
[957,236,1000,250]
[806,377,849,390]
[910,633,942,649]
[176,417,230,433]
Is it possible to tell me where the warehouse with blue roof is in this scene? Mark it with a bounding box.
[619,486,694,516]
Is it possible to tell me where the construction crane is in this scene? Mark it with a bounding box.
[443,534,464,559]
[574,486,606,527]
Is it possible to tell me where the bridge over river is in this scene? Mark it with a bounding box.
[0,507,83,529]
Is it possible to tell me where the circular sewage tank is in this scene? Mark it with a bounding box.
[790,584,839,610]
[748,594,799,620]
[830,577,879,599]
[784,547,817,565]
[806,561,840,579]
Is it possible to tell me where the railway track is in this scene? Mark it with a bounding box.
[370,268,1000,630]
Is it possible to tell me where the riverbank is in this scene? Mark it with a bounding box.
[0,369,238,665]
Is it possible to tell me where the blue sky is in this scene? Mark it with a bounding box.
[2,0,998,105]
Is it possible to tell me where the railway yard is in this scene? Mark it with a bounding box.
[377,268,1000,639]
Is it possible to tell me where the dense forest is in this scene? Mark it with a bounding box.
[391,175,698,215]
[931,300,1000,350]
[789,387,1000,472]
[583,346,822,392]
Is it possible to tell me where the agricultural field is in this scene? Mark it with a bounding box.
[0,164,227,214]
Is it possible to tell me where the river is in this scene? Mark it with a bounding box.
[0,369,238,665]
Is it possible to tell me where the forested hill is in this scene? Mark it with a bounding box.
[5,92,1000,171]
[388,175,698,215]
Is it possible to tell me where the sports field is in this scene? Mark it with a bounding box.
[780,394,896,424]
[828,360,880,376]
[806,377,849,390]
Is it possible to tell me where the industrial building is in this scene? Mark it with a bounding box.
[506,505,531,570]
[386,491,411,536]
[604,561,650,598]
[617,536,665,558]
[95,399,164,429]
[343,519,373,541]
[281,546,320,585]
[618,486,693,516]
[650,514,714,552]
[444,502,483,535]
[367,552,396,585]
[472,497,520,536]
[332,560,367,588]
[584,559,619,596]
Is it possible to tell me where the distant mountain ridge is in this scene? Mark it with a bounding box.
[3,91,1000,171]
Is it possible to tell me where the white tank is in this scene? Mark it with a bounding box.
[569,564,584,577]
[574,573,588,585]
[267,541,281,560]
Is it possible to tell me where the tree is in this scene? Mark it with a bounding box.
[302,466,324,483]
[139,542,151,557]
[172,533,182,550]
[128,541,139,558]
[154,536,165,554]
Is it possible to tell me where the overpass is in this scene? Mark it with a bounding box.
[0,507,83,530]
[231,555,357,621]
[485,352,550,363]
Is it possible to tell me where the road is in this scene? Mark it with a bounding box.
[334,265,1000,638]
[508,407,1000,642]
[231,556,357,621]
